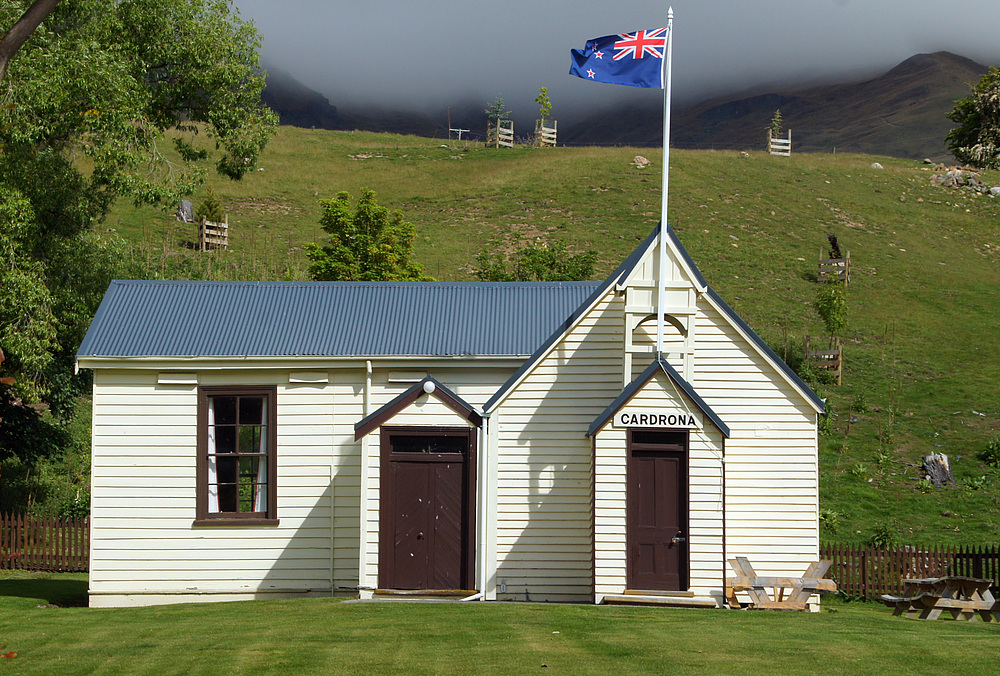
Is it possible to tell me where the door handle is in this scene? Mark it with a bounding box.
[671,535,686,544]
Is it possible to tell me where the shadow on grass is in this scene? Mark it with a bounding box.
[0,574,89,607]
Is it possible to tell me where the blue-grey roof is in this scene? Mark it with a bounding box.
[76,280,602,358]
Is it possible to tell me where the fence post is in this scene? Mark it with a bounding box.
[861,546,869,599]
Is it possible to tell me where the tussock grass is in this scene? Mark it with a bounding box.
[105,128,1000,545]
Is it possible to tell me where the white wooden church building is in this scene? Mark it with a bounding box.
[77,223,824,608]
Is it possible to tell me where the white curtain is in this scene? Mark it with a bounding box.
[207,397,219,512]
[253,399,267,513]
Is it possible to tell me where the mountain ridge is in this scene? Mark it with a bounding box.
[261,51,989,160]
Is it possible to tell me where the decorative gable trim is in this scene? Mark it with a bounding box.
[588,356,730,438]
[483,226,659,413]
[354,375,482,440]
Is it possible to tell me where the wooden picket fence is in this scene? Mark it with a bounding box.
[0,512,90,572]
[820,543,1000,600]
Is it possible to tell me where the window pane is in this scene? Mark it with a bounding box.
[215,455,239,512]
[213,396,237,425]
[215,426,237,454]
[391,435,466,454]
[632,430,686,446]
[217,484,238,512]
[238,425,261,453]
[216,456,238,484]
[239,396,264,425]
[239,456,259,481]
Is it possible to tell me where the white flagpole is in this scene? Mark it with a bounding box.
[656,8,674,358]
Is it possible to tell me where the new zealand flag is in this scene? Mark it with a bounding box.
[569,27,668,88]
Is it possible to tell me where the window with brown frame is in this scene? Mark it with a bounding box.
[195,386,278,525]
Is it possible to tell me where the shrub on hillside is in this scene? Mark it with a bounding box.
[978,436,1000,467]
[195,186,224,223]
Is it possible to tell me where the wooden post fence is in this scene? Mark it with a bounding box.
[820,543,1000,600]
[767,128,791,156]
[534,119,557,147]
[197,216,228,252]
[818,249,850,285]
[804,335,843,386]
[487,119,514,148]
[1,512,90,572]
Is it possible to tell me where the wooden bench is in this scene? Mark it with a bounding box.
[728,557,836,610]
[883,576,998,622]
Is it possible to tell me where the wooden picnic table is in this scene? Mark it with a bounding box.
[728,557,837,611]
[881,576,998,622]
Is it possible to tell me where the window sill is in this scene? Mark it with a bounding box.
[192,518,280,527]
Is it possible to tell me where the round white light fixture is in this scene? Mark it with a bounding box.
[422,380,436,395]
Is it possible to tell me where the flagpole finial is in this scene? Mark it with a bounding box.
[668,6,673,19]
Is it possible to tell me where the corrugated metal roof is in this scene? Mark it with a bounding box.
[76,280,602,359]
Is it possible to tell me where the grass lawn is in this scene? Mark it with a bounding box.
[0,574,997,674]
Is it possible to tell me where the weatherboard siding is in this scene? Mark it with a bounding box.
[493,289,625,602]
[89,366,514,605]
[89,371,335,604]
[593,370,725,603]
[691,300,820,577]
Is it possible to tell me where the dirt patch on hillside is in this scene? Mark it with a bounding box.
[227,197,300,215]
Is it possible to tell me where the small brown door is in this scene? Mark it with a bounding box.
[380,428,475,590]
[627,430,688,590]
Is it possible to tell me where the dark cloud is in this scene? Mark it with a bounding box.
[234,0,1000,122]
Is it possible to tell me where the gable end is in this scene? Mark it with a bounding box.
[354,375,483,440]
[588,357,730,438]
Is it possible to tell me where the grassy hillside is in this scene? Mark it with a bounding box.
[106,127,1000,546]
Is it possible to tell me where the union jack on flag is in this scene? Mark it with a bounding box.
[569,27,669,88]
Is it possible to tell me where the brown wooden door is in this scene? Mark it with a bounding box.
[380,429,475,590]
[627,430,688,591]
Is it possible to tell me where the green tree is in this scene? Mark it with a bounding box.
[769,109,784,138]
[535,87,552,122]
[485,95,510,124]
[815,279,848,336]
[474,236,597,282]
[195,186,224,223]
[305,189,430,282]
[0,0,276,406]
[946,66,1000,169]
